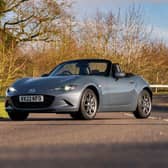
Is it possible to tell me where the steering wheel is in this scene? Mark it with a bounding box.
[61,70,72,75]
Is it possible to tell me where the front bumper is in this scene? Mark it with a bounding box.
[5,91,81,113]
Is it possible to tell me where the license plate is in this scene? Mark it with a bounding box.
[19,95,44,103]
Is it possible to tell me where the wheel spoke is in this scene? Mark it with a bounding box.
[83,91,97,116]
[141,93,151,115]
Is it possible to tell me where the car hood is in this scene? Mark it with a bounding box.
[13,76,80,92]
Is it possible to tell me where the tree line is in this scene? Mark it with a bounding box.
[0,0,167,95]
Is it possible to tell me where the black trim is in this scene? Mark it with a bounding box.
[50,59,112,77]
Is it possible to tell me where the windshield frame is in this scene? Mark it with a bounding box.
[49,59,112,77]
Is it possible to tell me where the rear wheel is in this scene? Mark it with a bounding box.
[79,88,98,120]
[133,90,152,119]
[8,111,29,121]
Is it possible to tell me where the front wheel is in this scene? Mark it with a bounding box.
[79,88,98,120]
[8,111,29,121]
[133,90,152,119]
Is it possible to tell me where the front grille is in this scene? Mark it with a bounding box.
[11,95,55,108]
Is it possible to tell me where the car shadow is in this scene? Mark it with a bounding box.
[0,117,134,122]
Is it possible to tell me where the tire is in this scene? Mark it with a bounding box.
[133,90,152,119]
[79,88,98,120]
[8,111,29,121]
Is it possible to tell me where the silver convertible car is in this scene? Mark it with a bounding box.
[5,59,152,121]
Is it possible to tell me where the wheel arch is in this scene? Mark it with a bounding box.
[84,85,100,109]
[143,87,153,100]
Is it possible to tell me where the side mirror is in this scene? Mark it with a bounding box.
[115,72,126,78]
[41,74,48,77]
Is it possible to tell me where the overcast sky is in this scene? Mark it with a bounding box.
[73,0,168,43]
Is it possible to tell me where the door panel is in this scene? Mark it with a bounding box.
[101,76,136,110]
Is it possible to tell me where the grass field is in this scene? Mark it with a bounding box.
[0,101,8,118]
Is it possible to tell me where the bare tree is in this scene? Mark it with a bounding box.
[1,0,71,43]
[0,43,28,94]
[121,6,151,63]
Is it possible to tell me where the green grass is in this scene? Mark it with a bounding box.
[0,102,8,118]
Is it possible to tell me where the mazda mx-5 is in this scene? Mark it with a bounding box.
[5,59,152,121]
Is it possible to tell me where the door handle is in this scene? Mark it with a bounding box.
[129,80,135,84]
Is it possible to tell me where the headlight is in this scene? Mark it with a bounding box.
[6,87,17,96]
[64,85,76,91]
[8,87,17,92]
[53,85,77,92]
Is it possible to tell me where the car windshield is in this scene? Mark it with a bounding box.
[50,60,111,76]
